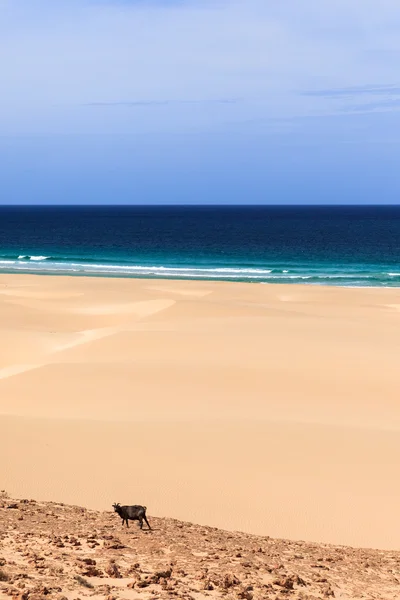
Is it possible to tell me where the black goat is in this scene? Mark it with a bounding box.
[112,503,151,530]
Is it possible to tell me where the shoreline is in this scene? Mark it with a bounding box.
[1,258,400,289]
[1,270,400,290]
[1,273,400,549]
[2,270,400,289]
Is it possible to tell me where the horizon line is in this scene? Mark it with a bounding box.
[0,204,399,208]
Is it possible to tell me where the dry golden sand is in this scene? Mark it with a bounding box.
[0,274,400,550]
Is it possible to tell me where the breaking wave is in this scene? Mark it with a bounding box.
[0,252,399,287]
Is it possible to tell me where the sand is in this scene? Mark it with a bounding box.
[0,274,400,550]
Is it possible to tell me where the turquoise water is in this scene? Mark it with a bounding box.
[0,205,399,287]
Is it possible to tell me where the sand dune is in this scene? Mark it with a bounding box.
[1,274,400,550]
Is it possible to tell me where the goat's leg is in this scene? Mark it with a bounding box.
[144,515,151,530]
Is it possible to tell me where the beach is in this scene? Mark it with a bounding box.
[1,273,400,550]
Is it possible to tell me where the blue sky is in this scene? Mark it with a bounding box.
[1,0,400,204]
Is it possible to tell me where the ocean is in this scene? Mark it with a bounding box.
[0,205,399,287]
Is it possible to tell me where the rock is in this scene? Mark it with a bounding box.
[154,567,172,580]
[295,575,307,586]
[104,539,125,550]
[237,586,253,600]
[79,558,96,566]
[273,576,294,590]
[321,583,335,597]
[0,496,396,600]
[194,570,207,580]
[105,561,122,578]
[222,573,241,589]
[81,566,103,577]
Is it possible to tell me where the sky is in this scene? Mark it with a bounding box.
[1,0,400,204]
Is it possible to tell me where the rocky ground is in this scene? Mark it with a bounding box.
[0,492,399,600]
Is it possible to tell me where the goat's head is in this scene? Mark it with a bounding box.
[112,503,121,513]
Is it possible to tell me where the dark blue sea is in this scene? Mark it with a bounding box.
[0,206,399,287]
